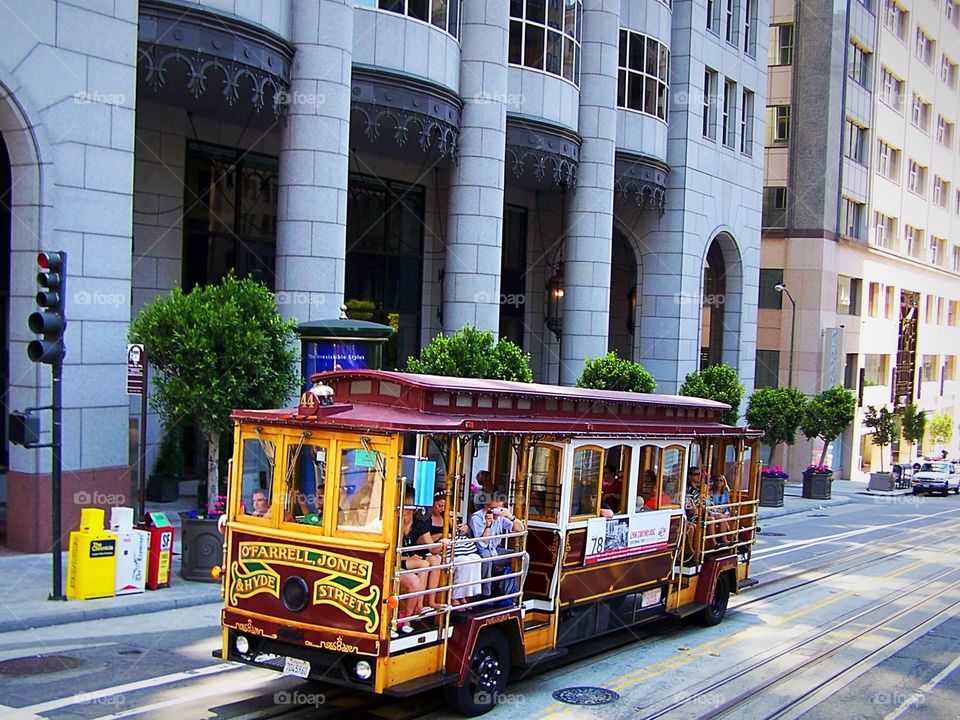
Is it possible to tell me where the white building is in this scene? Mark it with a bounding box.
[0,0,766,551]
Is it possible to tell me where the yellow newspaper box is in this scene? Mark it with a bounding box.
[67,508,118,600]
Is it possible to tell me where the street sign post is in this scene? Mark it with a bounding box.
[127,344,149,521]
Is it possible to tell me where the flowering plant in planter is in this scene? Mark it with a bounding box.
[186,495,242,520]
[761,465,788,478]
[804,464,833,476]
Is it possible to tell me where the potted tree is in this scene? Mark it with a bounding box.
[576,351,656,393]
[800,386,857,499]
[864,405,898,492]
[746,387,807,508]
[897,404,927,487]
[146,425,184,503]
[129,274,299,581]
[679,363,745,426]
[406,325,533,381]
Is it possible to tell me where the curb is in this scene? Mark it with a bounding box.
[758,495,856,521]
[0,591,221,633]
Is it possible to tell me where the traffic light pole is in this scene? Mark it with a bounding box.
[51,351,64,601]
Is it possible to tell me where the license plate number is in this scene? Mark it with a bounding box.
[282,657,311,678]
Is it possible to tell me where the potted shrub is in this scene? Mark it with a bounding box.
[746,387,807,507]
[679,363,745,426]
[406,325,533,381]
[576,351,657,393]
[864,405,897,492]
[800,386,857,499]
[129,274,299,581]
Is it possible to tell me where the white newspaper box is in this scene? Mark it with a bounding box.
[110,507,149,595]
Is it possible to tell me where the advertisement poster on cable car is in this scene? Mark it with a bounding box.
[583,511,671,565]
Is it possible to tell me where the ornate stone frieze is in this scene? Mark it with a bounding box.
[351,67,462,161]
[137,0,294,115]
[615,153,668,214]
[505,118,580,189]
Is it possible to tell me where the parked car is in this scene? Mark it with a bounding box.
[911,462,960,496]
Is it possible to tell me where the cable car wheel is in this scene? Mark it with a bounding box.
[444,630,511,716]
[697,572,730,626]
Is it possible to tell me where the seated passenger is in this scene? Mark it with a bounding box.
[469,495,527,597]
[399,489,443,626]
[602,465,623,509]
[450,519,482,605]
[251,489,271,517]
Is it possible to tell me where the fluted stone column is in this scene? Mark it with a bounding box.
[560,0,620,384]
[442,0,510,335]
[275,0,353,321]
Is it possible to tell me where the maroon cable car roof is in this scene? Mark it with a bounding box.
[231,370,759,439]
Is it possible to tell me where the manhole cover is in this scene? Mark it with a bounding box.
[551,687,620,705]
[760,531,786,536]
[808,513,829,518]
[0,655,82,675]
[118,649,142,656]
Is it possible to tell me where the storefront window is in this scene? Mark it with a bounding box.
[183,141,278,291]
[509,0,582,85]
[345,174,424,369]
[356,0,462,39]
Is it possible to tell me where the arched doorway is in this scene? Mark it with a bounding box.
[608,230,638,359]
[701,241,725,368]
[701,234,743,370]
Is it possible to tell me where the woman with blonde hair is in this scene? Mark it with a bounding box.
[707,475,733,544]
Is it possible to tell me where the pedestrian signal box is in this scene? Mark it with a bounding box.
[67,508,118,601]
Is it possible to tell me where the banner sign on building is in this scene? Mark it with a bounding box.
[583,511,672,565]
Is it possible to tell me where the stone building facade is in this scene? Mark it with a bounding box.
[0,0,766,551]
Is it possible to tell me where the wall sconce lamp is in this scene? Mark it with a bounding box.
[545,262,564,341]
[627,286,637,335]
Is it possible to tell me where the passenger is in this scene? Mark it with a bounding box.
[251,489,271,517]
[684,466,715,553]
[399,489,444,627]
[581,488,614,518]
[642,469,671,510]
[450,518,482,605]
[707,475,733,543]
[428,491,446,540]
[469,494,527,597]
[602,464,623,509]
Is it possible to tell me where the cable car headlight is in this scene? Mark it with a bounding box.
[235,634,250,654]
[354,659,372,680]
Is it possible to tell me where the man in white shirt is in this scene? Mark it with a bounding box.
[468,494,525,597]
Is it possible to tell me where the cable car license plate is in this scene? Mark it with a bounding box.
[282,657,311,679]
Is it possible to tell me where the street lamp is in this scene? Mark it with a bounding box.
[775,283,796,388]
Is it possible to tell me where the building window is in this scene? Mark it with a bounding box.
[769,24,794,65]
[848,42,871,87]
[874,211,897,248]
[842,198,864,239]
[934,177,950,208]
[885,285,895,319]
[884,0,908,42]
[904,224,923,258]
[768,105,791,144]
[954,246,960,272]
[763,186,787,227]
[182,141,279,292]
[864,354,888,385]
[911,94,931,132]
[941,55,958,88]
[508,0,582,84]
[880,68,904,112]
[371,0,462,38]
[907,160,927,195]
[837,276,862,316]
[722,79,736,147]
[915,26,935,66]
[755,349,780,388]
[948,1,960,28]
[499,205,528,349]
[937,116,955,147]
[931,236,947,266]
[877,140,901,181]
[725,0,738,45]
[703,67,718,139]
[740,88,754,155]
[758,269,784,309]
[706,0,720,33]
[845,120,868,164]
[743,0,758,56]
[867,282,881,317]
[617,30,670,121]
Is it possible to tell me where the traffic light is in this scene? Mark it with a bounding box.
[27,251,66,364]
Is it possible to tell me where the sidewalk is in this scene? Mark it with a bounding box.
[0,496,220,634]
[0,479,912,633]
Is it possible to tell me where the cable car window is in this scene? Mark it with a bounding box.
[239,437,275,520]
[335,446,385,533]
[282,443,327,530]
[528,444,562,522]
[570,446,603,518]
[662,446,685,505]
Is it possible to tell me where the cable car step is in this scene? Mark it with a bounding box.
[382,671,459,697]
[517,647,568,669]
[738,578,759,589]
[665,603,708,619]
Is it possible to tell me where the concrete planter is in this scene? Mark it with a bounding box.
[802,472,833,500]
[867,471,894,492]
[178,512,223,582]
[759,475,787,507]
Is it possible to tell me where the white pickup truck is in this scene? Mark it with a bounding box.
[911,461,959,496]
